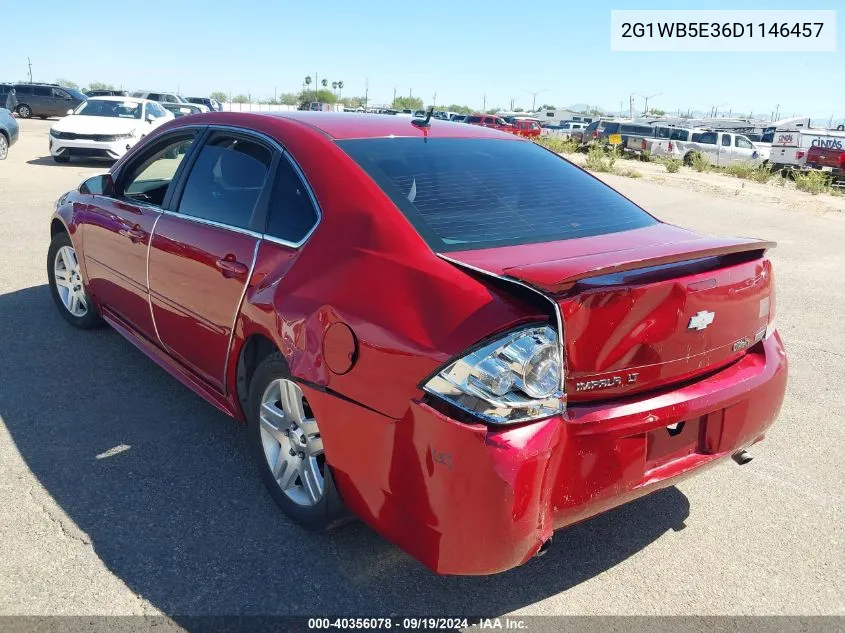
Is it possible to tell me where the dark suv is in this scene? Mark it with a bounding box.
[9,83,87,118]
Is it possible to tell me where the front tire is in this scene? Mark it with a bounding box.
[0,134,8,160]
[47,232,102,329]
[17,104,32,118]
[247,353,347,531]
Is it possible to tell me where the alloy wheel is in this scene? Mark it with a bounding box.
[53,246,88,317]
[259,378,325,507]
[18,105,31,119]
[0,135,7,160]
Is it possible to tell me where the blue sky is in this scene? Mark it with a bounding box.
[2,0,842,118]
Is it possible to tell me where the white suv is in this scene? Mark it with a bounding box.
[130,91,209,112]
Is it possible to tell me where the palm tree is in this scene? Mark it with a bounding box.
[304,76,312,100]
[321,78,328,88]
[332,81,338,93]
[337,80,344,99]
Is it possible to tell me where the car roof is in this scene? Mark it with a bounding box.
[87,96,147,104]
[181,111,522,141]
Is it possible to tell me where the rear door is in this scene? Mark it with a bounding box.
[147,129,277,389]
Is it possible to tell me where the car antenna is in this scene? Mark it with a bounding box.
[412,106,434,128]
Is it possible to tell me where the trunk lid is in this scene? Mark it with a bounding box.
[444,224,775,401]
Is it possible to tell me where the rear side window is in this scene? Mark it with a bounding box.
[721,134,731,147]
[670,130,689,141]
[467,116,482,123]
[265,156,319,244]
[34,86,51,96]
[177,134,272,230]
[698,132,717,145]
[15,86,33,95]
[338,138,657,252]
[603,123,619,134]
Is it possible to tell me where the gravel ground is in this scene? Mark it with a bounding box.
[0,119,842,621]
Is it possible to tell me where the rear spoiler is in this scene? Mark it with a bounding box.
[502,238,776,294]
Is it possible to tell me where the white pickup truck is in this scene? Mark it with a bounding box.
[673,131,769,167]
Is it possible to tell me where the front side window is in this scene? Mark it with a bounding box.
[177,134,272,230]
[265,156,319,243]
[122,134,197,206]
[735,136,754,149]
[338,137,657,252]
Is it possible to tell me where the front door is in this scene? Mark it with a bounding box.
[147,130,276,389]
[81,131,199,340]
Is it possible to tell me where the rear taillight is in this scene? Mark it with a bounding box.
[796,150,806,159]
[641,139,647,151]
[764,260,776,339]
[423,325,564,425]
[592,130,598,139]
[668,141,674,152]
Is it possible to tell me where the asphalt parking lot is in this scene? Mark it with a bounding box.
[0,118,843,618]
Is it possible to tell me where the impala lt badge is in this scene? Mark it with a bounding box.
[576,372,639,392]
[688,310,716,331]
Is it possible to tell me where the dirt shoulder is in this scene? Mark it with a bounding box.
[565,151,845,218]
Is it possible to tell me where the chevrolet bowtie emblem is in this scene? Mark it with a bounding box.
[688,310,715,331]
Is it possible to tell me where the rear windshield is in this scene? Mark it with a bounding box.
[338,138,657,252]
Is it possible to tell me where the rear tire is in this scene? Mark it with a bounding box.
[247,352,348,531]
[683,152,695,166]
[17,104,31,118]
[0,134,8,160]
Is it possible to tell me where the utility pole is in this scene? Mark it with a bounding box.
[364,78,369,109]
[482,94,486,112]
[27,57,32,83]
[432,90,437,110]
[629,94,635,119]
[393,87,397,106]
[774,104,780,120]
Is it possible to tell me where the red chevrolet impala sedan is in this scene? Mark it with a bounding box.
[47,112,788,575]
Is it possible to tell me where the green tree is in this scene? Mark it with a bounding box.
[485,108,499,115]
[514,107,524,113]
[340,96,364,108]
[232,94,249,104]
[444,104,472,114]
[392,96,424,111]
[86,81,116,92]
[279,92,299,105]
[648,108,666,116]
[210,91,228,103]
[56,78,79,90]
[337,80,344,98]
[539,103,556,110]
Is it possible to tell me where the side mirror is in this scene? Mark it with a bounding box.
[79,173,115,196]
[66,109,74,115]
[146,113,156,122]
